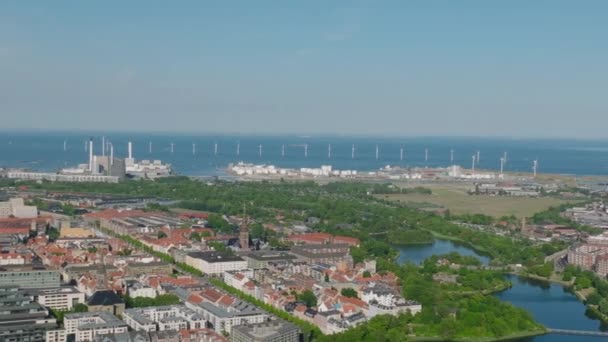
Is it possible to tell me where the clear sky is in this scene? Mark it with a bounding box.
[1,1,607,137]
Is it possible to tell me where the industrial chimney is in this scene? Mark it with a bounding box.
[88,138,94,172]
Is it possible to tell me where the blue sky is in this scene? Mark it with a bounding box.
[1,1,607,137]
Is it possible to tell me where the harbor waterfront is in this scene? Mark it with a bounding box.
[3,132,608,177]
[395,241,608,342]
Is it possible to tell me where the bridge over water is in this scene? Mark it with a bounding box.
[548,328,608,337]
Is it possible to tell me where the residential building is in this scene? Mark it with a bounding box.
[185,252,247,275]
[27,286,85,310]
[361,283,422,317]
[123,305,205,332]
[64,312,128,342]
[230,319,301,342]
[188,300,267,334]
[127,282,157,299]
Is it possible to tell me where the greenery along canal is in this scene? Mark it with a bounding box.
[394,240,608,342]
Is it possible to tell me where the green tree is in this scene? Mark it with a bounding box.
[73,303,88,312]
[157,231,167,239]
[362,270,372,278]
[298,290,317,308]
[340,288,358,298]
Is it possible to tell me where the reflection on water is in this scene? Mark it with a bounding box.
[394,239,491,266]
[396,239,607,342]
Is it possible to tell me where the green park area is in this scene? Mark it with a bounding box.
[379,184,573,218]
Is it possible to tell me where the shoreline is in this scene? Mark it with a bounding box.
[409,329,547,342]
[506,272,608,326]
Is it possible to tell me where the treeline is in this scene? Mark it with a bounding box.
[125,294,180,308]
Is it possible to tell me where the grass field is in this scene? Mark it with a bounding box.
[378,184,574,218]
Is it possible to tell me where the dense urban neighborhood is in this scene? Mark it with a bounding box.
[0,175,607,341]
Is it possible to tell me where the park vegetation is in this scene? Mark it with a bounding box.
[19,177,561,340]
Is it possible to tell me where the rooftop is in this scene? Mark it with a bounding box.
[187,251,244,263]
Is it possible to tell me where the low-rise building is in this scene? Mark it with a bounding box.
[185,252,247,275]
[86,290,126,316]
[123,305,205,332]
[240,251,297,270]
[64,312,128,342]
[230,319,301,342]
[127,282,157,299]
[290,244,353,267]
[188,300,267,334]
[27,286,85,310]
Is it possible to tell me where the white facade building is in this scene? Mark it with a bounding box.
[28,286,85,310]
[123,305,205,332]
[0,198,37,218]
[64,312,128,342]
[187,300,267,334]
[185,252,247,275]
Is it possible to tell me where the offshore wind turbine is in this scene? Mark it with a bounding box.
[258,144,263,158]
[192,143,196,155]
[214,142,218,156]
[351,144,355,159]
[304,144,308,158]
[281,144,285,157]
[500,157,505,175]
[63,140,67,152]
[532,159,538,178]
[236,142,240,156]
[149,141,152,154]
[476,150,480,164]
[425,148,428,162]
[170,143,174,154]
[327,144,332,159]
[400,147,404,161]
[375,144,379,160]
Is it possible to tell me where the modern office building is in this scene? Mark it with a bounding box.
[0,286,59,342]
[230,319,301,342]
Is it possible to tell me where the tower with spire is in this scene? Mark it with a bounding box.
[239,204,250,250]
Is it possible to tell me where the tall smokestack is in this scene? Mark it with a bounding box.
[110,144,114,166]
[89,138,94,172]
[128,141,132,159]
[102,136,105,156]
